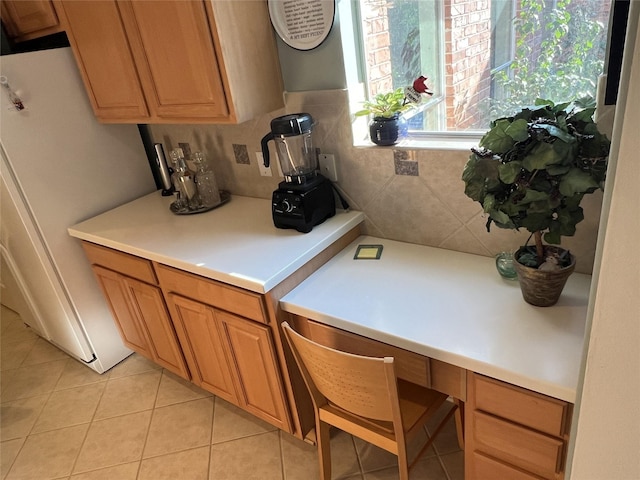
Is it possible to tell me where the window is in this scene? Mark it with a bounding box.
[357,0,611,136]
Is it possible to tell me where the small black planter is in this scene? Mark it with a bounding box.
[369,114,408,146]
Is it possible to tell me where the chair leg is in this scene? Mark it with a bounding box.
[397,444,410,480]
[316,419,332,480]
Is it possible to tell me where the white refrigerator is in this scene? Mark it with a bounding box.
[0,47,157,372]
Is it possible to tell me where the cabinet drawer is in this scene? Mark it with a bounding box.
[473,374,570,436]
[473,411,564,479]
[472,452,544,480]
[82,242,156,284]
[304,320,430,388]
[155,264,267,323]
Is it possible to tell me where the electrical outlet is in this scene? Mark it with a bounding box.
[255,152,272,176]
[318,153,338,182]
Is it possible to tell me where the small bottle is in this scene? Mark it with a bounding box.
[169,148,199,211]
[192,152,221,208]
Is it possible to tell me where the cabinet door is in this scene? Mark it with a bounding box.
[91,265,153,359]
[217,310,291,432]
[123,276,189,379]
[119,0,229,120]
[167,294,237,404]
[1,0,61,40]
[91,265,189,379]
[56,0,149,121]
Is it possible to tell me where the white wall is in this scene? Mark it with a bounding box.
[569,4,640,478]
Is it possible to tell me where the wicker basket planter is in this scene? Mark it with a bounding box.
[514,246,576,307]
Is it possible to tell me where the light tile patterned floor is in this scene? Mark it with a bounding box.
[0,306,464,479]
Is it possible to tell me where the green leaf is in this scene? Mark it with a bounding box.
[552,138,576,165]
[519,189,550,205]
[505,119,529,142]
[543,230,562,245]
[498,161,522,183]
[545,164,571,175]
[518,250,540,267]
[532,123,576,144]
[564,193,585,209]
[462,155,502,202]
[482,194,496,213]
[523,142,562,170]
[488,209,515,228]
[557,206,584,234]
[558,168,599,196]
[568,107,596,123]
[480,119,515,153]
[520,212,552,233]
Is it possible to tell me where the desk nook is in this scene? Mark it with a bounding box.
[280,236,590,480]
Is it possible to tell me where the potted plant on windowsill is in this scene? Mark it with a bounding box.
[462,98,609,306]
[355,76,433,146]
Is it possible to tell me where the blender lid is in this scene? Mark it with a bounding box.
[270,113,314,136]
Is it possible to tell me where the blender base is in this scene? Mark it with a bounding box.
[271,175,336,233]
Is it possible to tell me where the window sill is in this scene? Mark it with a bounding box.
[351,114,480,152]
[352,135,479,152]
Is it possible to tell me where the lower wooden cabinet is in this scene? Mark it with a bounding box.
[165,292,291,432]
[166,294,238,404]
[217,310,290,431]
[82,242,294,433]
[465,373,572,480]
[90,265,189,379]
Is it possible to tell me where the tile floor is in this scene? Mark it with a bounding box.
[0,306,464,480]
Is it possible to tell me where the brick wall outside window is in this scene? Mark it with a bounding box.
[444,0,492,130]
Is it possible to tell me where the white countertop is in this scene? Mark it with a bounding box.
[68,191,364,293]
[280,236,591,403]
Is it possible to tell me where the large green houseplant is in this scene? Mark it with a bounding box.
[462,98,609,305]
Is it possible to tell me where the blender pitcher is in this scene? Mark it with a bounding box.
[260,113,317,184]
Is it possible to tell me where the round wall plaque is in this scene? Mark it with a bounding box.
[268,0,335,51]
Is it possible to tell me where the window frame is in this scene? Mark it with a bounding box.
[346,0,611,150]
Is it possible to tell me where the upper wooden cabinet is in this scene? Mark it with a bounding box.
[1,0,63,42]
[55,0,284,124]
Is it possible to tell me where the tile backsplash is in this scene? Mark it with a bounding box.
[150,89,602,274]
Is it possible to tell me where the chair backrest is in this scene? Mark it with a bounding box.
[282,322,399,422]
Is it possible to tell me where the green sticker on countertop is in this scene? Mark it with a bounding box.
[354,244,383,260]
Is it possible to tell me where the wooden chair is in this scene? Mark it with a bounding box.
[282,322,458,480]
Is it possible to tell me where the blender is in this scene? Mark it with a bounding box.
[261,113,335,233]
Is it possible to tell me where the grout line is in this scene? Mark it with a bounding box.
[278,430,286,480]
[67,363,110,477]
[350,431,366,477]
[435,452,454,480]
[209,393,216,475]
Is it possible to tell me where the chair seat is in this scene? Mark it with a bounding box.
[398,380,448,433]
[319,379,449,454]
